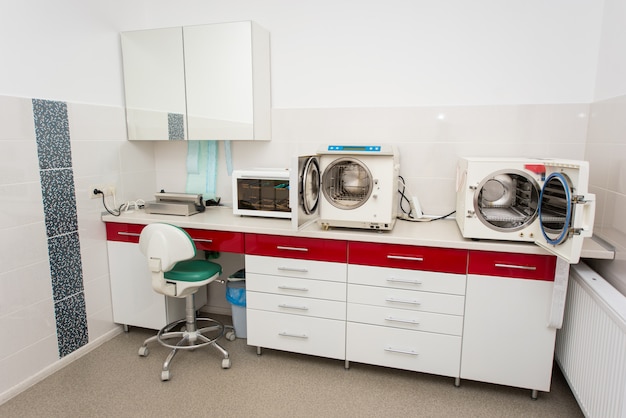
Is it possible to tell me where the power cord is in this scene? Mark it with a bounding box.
[396,176,456,222]
[93,189,144,217]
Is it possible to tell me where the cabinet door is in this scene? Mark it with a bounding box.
[461,252,557,392]
[184,21,271,141]
[106,240,202,330]
[120,27,186,141]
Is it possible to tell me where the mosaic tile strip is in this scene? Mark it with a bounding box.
[33,98,88,358]
[48,231,84,302]
[54,292,89,357]
[39,168,78,238]
[32,99,73,169]
[168,112,185,140]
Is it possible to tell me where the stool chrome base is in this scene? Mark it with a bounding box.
[138,295,234,381]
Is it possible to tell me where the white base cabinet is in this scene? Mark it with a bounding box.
[244,234,348,360]
[461,274,556,392]
[107,240,206,330]
[460,251,558,394]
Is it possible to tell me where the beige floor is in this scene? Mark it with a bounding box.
[1,319,583,418]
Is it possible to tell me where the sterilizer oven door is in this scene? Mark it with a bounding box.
[534,163,595,264]
[290,155,321,230]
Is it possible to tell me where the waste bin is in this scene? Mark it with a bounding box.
[226,269,246,338]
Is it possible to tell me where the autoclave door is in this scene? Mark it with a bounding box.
[290,155,320,230]
[534,162,595,264]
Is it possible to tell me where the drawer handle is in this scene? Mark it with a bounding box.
[192,238,213,244]
[278,266,309,273]
[387,277,423,285]
[387,255,424,262]
[278,285,309,292]
[278,303,309,311]
[494,263,537,271]
[384,346,418,356]
[385,316,420,325]
[386,297,421,305]
[118,232,141,237]
[276,246,309,252]
[279,331,308,339]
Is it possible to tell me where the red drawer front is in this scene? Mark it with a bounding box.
[186,229,244,253]
[348,241,468,274]
[245,234,347,262]
[105,223,244,253]
[105,222,145,243]
[468,251,556,281]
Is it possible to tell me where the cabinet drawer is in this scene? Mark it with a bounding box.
[106,222,244,253]
[248,291,346,320]
[246,273,346,301]
[348,264,466,295]
[349,241,467,274]
[347,303,463,336]
[468,251,556,281]
[346,322,461,377]
[348,284,465,316]
[245,234,347,262]
[245,255,347,282]
[247,309,346,360]
[186,229,244,253]
[106,222,144,243]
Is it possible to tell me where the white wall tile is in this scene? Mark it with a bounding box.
[0,141,40,184]
[0,261,52,317]
[0,182,45,229]
[0,298,56,361]
[0,96,35,141]
[67,102,127,141]
[0,223,48,274]
[0,334,58,396]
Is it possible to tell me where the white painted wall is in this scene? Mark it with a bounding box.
[0,0,604,108]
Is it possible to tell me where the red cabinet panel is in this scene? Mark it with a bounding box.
[105,223,244,253]
[245,234,347,262]
[186,229,244,253]
[105,222,145,243]
[468,251,556,281]
[348,241,468,274]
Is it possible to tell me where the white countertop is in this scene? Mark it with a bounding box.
[102,206,614,260]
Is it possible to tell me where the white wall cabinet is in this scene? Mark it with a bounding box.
[121,21,271,141]
[461,251,558,396]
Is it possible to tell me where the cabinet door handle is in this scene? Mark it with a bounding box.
[276,245,309,252]
[385,316,420,325]
[279,331,308,339]
[192,238,213,244]
[384,346,418,356]
[386,297,421,306]
[494,263,537,271]
[386,277,423,285]
[278,285,309,292]
[277,266,309,273]
[118,232,141,237]
[387,255,424,262]
[278,303,309,311]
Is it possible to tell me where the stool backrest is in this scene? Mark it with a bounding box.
[139,223,196,296]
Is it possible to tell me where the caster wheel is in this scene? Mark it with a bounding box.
[161,370,171,381]
[225,331,236,341]
[222,358,231,369]
[138,346,149,357]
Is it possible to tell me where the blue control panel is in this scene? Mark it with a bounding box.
[327,145,382,152]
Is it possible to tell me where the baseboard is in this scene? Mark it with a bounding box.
[0,326,124,406]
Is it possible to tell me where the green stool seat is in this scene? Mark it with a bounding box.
[165,260,222,282]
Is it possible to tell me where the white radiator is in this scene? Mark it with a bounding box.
[555,262,626,418]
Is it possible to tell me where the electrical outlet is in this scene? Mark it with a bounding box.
[89,184,116,199]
